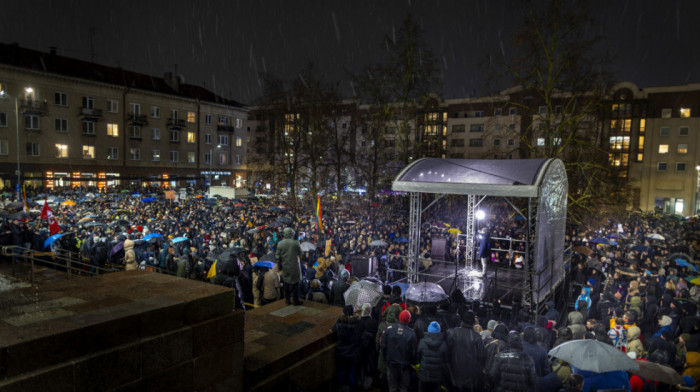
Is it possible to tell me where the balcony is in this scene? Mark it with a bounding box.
[128,113,148,125]
[167,118,186,129]
[20,99,49,115]
[79,107,103,118]
[217,125,236,133]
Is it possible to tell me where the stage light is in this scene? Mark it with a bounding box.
[476,210,486,220]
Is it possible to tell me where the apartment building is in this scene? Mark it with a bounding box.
[0,43,248,190]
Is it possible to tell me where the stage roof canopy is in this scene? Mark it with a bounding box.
[392,158,555,197]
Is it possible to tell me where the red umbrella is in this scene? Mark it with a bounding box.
[235,203,244,207]
[371,202,380,207]
[128,225,144,233]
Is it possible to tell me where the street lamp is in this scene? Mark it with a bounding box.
[209,144,222,187]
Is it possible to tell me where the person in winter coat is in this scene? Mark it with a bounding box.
[652,315,674,339]
[376,304,402,380]
[682,337,700,388]
[626,326,644,359]
[567,311,587,340]
[381,310,417,392]
[484,323,510,381]
[252,267,262,306]
[356,303,378,389]
[417,321,447,392]
[571,367,631,392]
[575,287,592,311]
[488,331,537,392]
[522,326,551,377]
[445,310,487,391]
[333,305,361,388]
[640,295,659,337]
[330,269,350,307]
[545,300,560,323]
[124,239,137,270]
[607,317,628,352]
[261,264,280,305]
[306,279,328,303]
[275,227,302,305]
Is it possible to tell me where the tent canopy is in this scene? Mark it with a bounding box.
[392,158,552,197]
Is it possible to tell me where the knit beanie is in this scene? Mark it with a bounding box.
[399,310,411,324]
[660,315,672,327]
[427,321,441,333]
[361,303,372,317]
[487,320,498,331]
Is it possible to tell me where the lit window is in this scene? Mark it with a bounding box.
[152,150,160,162]
[130,148,140,160]
[680,126,689,136]
[657,162,667,171]
[236,136,242,147]
[537,138,545,146]
[187,112,196,123]
[151,128,160,140]
[107,147,118,160]
[187,132,196,143]
[0,140,8,155]
[660,127,670,136]
[107,123,119,137]
[553,137,562,146]
[82,145,94,159]
[680,108,691,118]
[678,144,688,154]
[658,144,669,154]
[187,152,196,163]
[661,108,672,119]
[55,144,68,158]
[82,121,95,135]
[677,163,687,172]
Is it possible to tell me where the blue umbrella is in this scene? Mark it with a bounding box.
[132,193,141,197]
[609,240,618,245]
[143,233,163,241]
[632,244,653,254]
[141,197,156,203]
[674,258,698,271]
[254,260,276,269]
[394,237,409,243]
[171,237,188,243]
[590,237,611,245]
[44,233,65,249]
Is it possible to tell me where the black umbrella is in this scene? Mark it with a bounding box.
[6,201,24,210]
[277,216,292,224]
[9,211,31,220]
[259,252,276,263]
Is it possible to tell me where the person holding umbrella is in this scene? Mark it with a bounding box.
[276,227,303,305]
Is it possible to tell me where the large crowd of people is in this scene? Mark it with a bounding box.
[2,185,700,391]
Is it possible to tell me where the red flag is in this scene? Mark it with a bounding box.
[40,199,60,235]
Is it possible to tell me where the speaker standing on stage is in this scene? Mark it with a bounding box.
[477,228,491,276]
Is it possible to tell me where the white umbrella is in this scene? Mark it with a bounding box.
[300,241,316,252]
[343,280,383,307]
[647,233,665,240]
[369,239,388,247]
[548,339,639,373]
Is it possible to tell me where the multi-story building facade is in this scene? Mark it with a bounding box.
[248,82,700,217]
[0,43,248,190]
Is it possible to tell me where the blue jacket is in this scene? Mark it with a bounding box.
[572,367,631,392]
[575,287,592,310]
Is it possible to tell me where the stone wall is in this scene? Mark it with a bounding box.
[0,270,243,391]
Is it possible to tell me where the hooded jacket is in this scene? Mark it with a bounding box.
[376,304,401,374]
[124,239,137,270]
[446,322,487,388]
[488,333,537,392]
[381,310,417,368]
[567,311,587,340]
[575,287,592,311]
[333,314,361,362]
[417,331,447,382]
[275,227,302,284]
[682,351,700,387]
[626,326,644,359]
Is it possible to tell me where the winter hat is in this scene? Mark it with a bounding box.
[343,305,355,317]
[427,321,441,333]
[361,303,372,317]
[461,310,476,326]
[587,278,596,287]
[340,269,349,279]
[487,320,498,331]
[399,310,411,324]
[660,315,672,326]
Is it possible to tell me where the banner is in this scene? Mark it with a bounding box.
[40,198,60,235]
[316,194,323,233]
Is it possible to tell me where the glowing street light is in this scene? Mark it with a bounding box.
[475,210,486,220]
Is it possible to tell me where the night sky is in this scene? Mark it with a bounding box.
[2,0,699,105]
